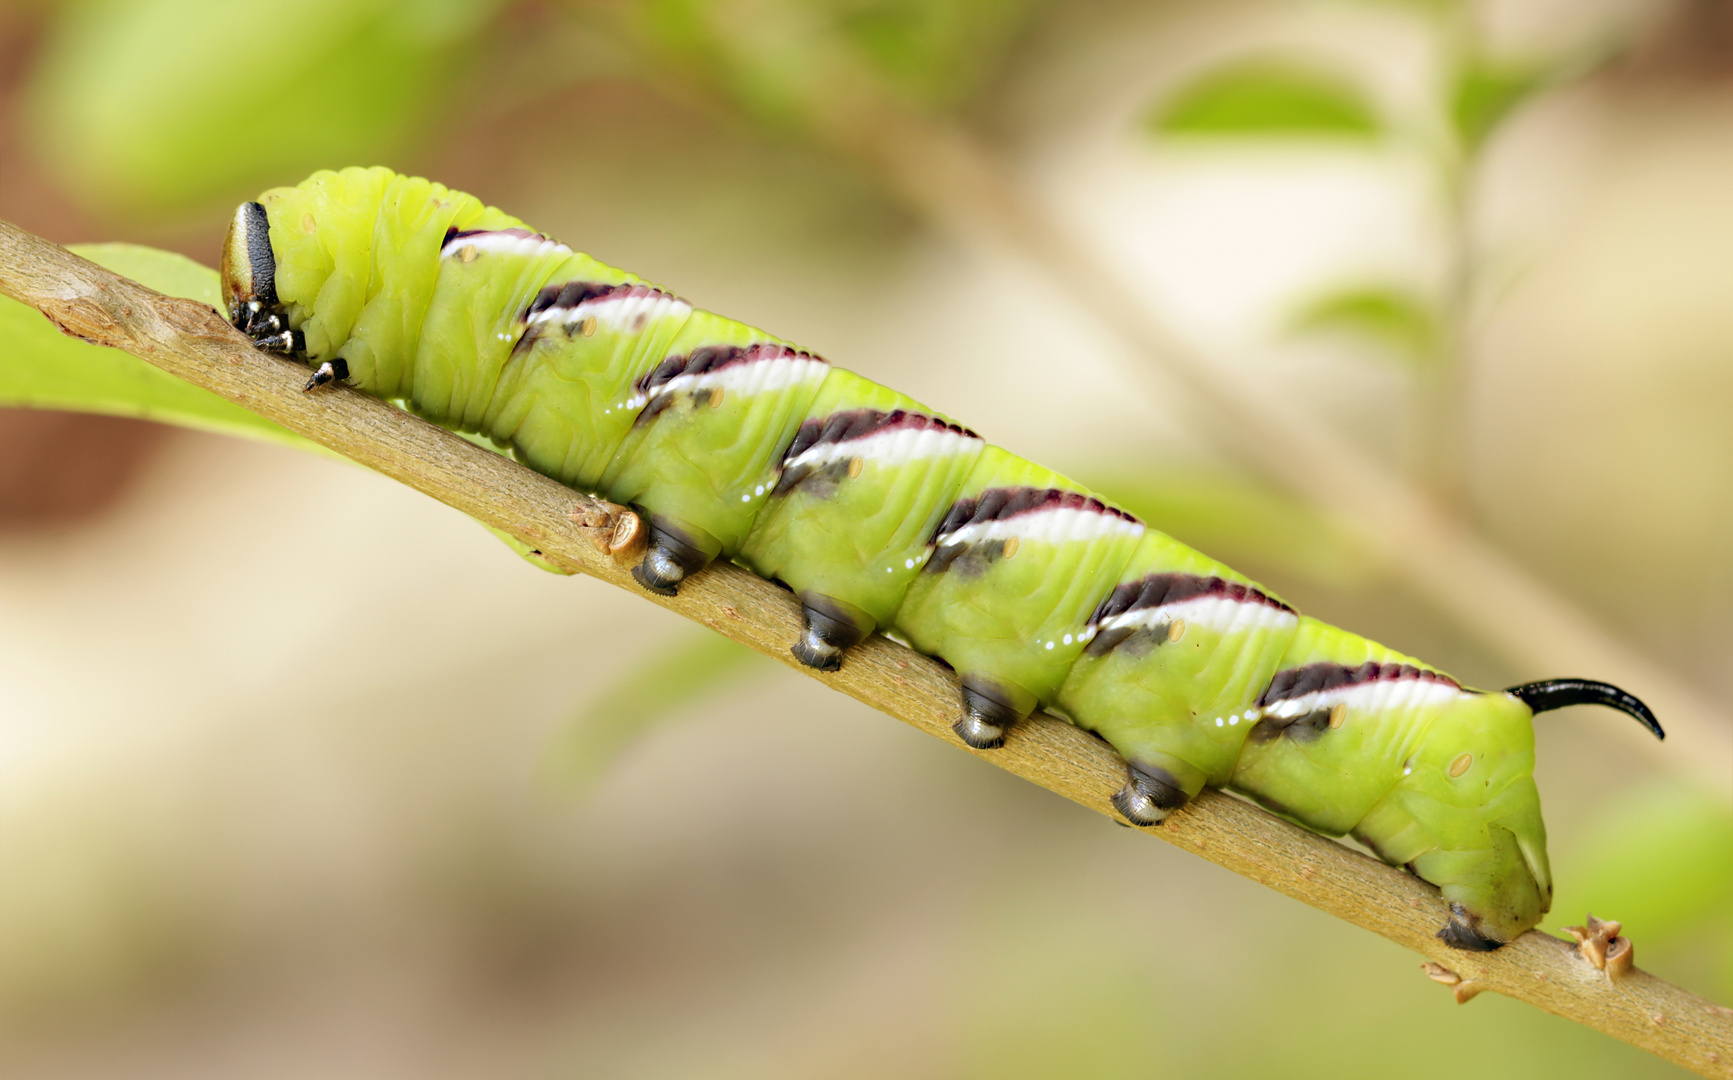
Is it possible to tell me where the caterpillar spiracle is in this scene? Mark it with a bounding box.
[221,167,1664,951]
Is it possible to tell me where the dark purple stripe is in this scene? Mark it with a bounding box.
[1088,573,1293,628]
[524,280,677,319]
[1256,661,1457,707]
[635,343,823,396]
[931,487,1139,545]
[441,226,545,250]
[781,409,979,466]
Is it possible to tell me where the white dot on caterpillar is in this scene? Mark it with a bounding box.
[1214,717,1224,727]
[1449,752,1474,777]
[1062,633,1073,645]
[1229,714,1240,725]
[1044,640,1055,650]
[755,485,764,496]
[905,558,915,569]
[741,494,751,502]
[1244,707,1261,722]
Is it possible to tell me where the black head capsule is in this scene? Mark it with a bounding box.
[1506,679,1665,740]
[221,201,278,331]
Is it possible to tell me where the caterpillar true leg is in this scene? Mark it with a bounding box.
[304,358,347,391]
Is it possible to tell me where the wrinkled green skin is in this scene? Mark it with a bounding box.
[228,168,1552,947]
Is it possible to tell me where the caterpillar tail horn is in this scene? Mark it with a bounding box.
[1505,679,1664,740]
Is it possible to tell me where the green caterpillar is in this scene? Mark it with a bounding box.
[223,167,1663,950]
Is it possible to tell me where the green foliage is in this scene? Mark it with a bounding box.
[0,244,574,574]
[1092,468,1374,590]
[1551,783,1733,938]
[1288,283,1441,368]
[832,0,1040,108]
[0,244,324,454]
[1147,60,1382,141]
[1449,58,1550,151]
[1548,782,1733,1001]
[630,0,1041,127]
[538,630,771,794]
[25,0,506,214]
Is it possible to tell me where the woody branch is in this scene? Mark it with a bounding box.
[0,218,1727,1078]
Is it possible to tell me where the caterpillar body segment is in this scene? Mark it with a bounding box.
[413,230,583,435]
[891,449,1147,747]
[1056,533,1301,823]
[1228,618,1552,947]
[738,370,987,670]
[504,275,696,493]
[600,316,831,594]
[222,167,1663,950]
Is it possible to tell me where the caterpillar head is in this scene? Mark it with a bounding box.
[221,201,294,350]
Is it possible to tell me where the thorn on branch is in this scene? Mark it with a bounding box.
[1565,914,1634,983]
[573,502,647,565]
[1422,961,1488,1004]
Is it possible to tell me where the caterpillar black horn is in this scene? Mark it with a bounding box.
[1505,679,1665,740]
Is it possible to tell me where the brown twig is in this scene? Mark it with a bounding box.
[1,219,1729,1077]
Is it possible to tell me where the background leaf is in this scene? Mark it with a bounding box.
[1092,467,1374,590]
[1287,283,1441,368]
[0,244,327,455]
[1450,59,1550,151]
[1548,782,1733,1000]
[25,0,507,215]
[1147,60,1382,140]
[537,630,773,795]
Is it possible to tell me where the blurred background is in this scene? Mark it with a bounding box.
[2,0,1731,1076]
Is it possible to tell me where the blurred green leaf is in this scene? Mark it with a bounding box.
[26,0,506,215]
[1550,783,1733,943]
[477,524,573,576]
[1450,59,1549,151]
[1147,61,1382,141]
[1091,468,1374,590]
[0,244,577,575]
[538,630,772,795]
[630,0,1041,127]
[835,0,1040,108]
[1288,283,1441,368]
[0,244,326,454]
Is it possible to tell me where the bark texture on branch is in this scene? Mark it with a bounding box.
[1,219,1728,1077]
